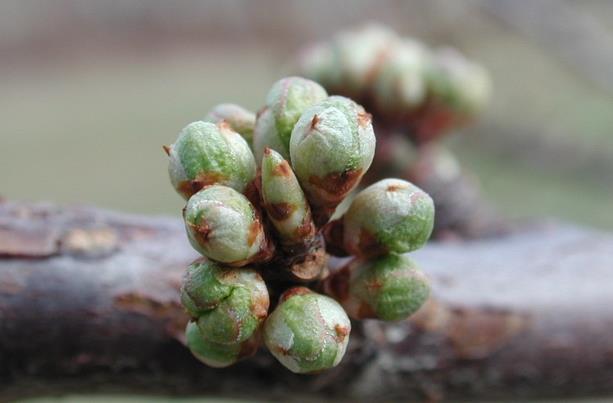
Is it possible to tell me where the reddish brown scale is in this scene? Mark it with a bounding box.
[162,145,171,156]
[386,183,407,192]
[308,168,363,225]
[356,302,377,319]
[293,215,316,241]
[238,333,262,360]
[323,264,351,302]
[187,222,212,244]
[309,114,320,131]
[280,286,312,303]
[356,229,387,258]
[178,171,228,199]
[267,202,296,221]
[357,111,372,128]
[334,324,350,343]
[322,219,348,257]
[216,120,232,132]
[247,221,262,247]
[287,246,328,282]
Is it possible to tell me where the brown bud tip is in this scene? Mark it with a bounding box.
[263,147,272,156]
[357,111,372,127]
[162,145,171,156]
[310,114,320,130]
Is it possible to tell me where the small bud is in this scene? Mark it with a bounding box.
[260,148,315,245]
[341,178,434,257]
[294,42,343,91]
[417,48,491,141]
[166,121,256,199]
[373,39,428,112]
[204,103,256,147]
[185,321,260,368]
[183,185,273,266]
[263,287,351,374]
[333,24,399,95]
[325,254,430,321]
[290,96,376,225]
[254,77,328,162]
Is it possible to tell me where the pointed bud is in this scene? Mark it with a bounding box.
[341,178,434,257]
[290,96,376,225]
[263,287,351,374]
[260,148,315,245]
[181,260,269,346]
[183,185,273,266]
[185,321,260,368]
[166,121,256,199]
[204,103,256,147]
[325,254,430,321]
[253,77,328,162]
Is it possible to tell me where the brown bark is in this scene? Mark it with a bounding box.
[1,201,612,401]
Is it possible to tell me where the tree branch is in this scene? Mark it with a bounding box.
[1,201,612,401]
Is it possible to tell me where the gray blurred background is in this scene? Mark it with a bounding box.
[2,0,613,230]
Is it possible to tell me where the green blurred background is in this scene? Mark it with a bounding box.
[1,0,613,229]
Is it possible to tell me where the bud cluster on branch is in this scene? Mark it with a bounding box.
[295,24,491,144]
[164,76,435,373]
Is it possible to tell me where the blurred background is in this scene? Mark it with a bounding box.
[2,0,613,229]
[2,2,613,402]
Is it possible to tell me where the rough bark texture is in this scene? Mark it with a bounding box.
[1,201,612,402]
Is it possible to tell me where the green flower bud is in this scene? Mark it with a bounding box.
[260,148,315,245]
[254,77,328,162]
[165,121,256,199]
[295,42,343,91]
[333,24,398,94]
[181,260,268,354]
[342,178,434,257]
[264,287,351,374]
[373,40,428,111]
[183,185,273,266]
[204,103,256,147]
[326,254,430,321]
[180,259,269,319]
[425,47,491,118]
[185,321,260,368]
[290,96,376,225]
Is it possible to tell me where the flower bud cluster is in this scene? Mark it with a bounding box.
[295,24,491,143]
[164,76,434,373]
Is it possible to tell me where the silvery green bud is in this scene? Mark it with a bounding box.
[253,77,328,162]
[180,259,269,320]
[204,103,256,147]
[373,39,428,112]
[165,121,256,199]
[425,47,491,119]
[295,42,343,91]
[290,96,376,225]
[341,178,434,257]
[260,148,315,245]
[325,254,430,321]
[183,185,273,266]
[181,260,267,356]
[264,287,351,374]
[333,24,398,94]
[185,321,260,368]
